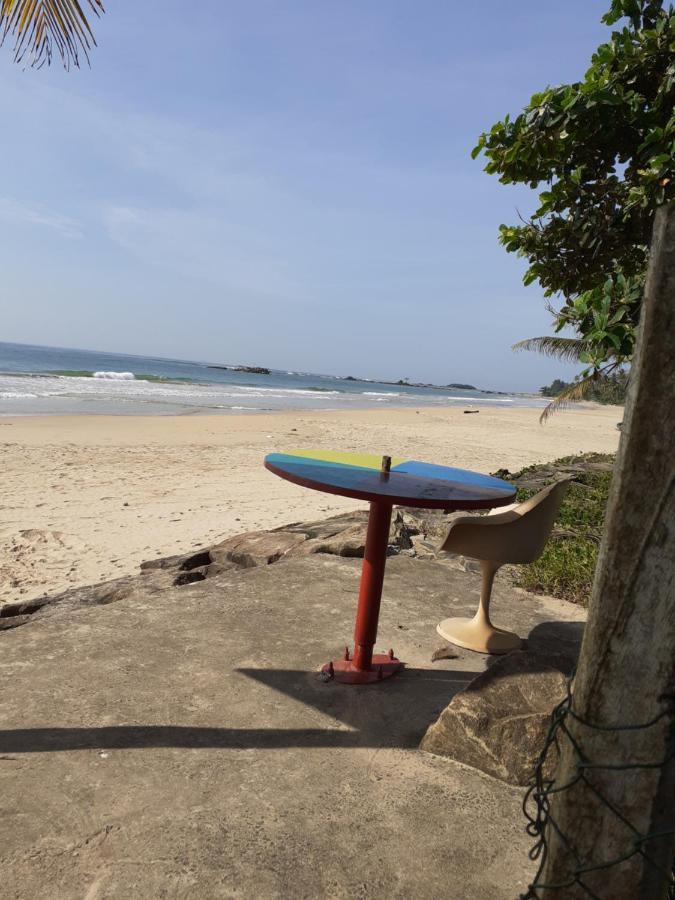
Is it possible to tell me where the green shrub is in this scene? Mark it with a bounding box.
[509,456,613,605]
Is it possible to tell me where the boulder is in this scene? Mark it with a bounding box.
[420,651,568,785]
[399,507,453,544]
[297,523,368,557]
[279,509,369,556]
[210,530,308,568]
[493,453,614,494]
[300,509,415,557]
[140,509,449,586]
[213,509,416,564]
[400,507,487,567]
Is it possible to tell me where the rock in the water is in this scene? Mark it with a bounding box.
[420,651,567,785]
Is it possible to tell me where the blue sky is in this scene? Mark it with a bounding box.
[0,1,611,390]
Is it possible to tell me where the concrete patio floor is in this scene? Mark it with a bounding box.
[0,553,585,898]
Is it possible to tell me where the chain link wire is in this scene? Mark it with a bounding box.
[520,676,675,899]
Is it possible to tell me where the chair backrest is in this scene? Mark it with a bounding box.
[441,478,573,565]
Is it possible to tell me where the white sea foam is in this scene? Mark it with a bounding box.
[0,391,38,399]
[0,374,347,406]
[443,395,513,403]
[93,371,135,380]
[363,391,400,397]
[0,368,545,416]
[232,385,341,397]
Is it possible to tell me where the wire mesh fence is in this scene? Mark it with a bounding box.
[520,677,675,899]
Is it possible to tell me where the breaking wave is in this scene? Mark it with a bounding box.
[363,391,401,397]
[0,348,545,415]
[93,371,135,380]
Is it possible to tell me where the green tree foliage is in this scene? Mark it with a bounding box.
[474,0,674,377]
[540,370,628,403]
[540,378,572,398]
[587,368,629,403]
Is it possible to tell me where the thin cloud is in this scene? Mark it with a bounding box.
[0,197,82,239]
[104,205,300,299]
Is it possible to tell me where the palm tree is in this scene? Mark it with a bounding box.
[513,336,625,422]
[0,0,103,69]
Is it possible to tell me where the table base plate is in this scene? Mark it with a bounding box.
[321,653,403,684]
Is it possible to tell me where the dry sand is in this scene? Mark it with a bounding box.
[0,404,621,606]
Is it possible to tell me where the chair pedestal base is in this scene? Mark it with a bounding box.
[436,617,522,655]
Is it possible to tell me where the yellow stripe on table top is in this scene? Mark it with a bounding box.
[285,449,407,470]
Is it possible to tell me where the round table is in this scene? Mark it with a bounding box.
[264,450,516,684]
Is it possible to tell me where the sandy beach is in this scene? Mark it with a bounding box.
[0,404,621,606]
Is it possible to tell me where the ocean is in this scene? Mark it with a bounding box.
[0,342,546,416]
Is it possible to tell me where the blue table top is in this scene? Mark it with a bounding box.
[264,450,516,510]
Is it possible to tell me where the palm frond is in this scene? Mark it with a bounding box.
[539,375,597,424]
[513,335,590,363]
[0,0,104,69]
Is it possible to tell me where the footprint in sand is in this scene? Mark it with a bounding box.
[0,529,89,606]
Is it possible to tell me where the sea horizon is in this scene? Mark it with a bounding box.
[0,341,547,416]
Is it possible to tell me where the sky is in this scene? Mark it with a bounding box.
[0,1,612,391]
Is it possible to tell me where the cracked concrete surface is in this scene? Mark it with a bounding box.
[0,553,585,898]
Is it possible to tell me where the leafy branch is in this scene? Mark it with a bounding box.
[473,0,674,413]
[0,0,104,69]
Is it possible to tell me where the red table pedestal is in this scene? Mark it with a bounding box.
[321,500,403,684]
[265,449,516,687]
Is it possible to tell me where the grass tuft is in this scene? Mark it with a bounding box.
[505,454,614,606]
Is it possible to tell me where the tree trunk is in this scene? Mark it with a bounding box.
[539,204,675,898]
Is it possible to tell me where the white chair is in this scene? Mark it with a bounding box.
[436,479,573,654]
